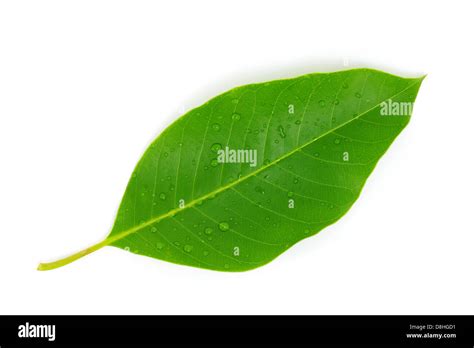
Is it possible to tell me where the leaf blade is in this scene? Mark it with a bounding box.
[38,68,424,271]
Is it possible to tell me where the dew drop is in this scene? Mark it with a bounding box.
[211,159,219,167]
[334,138,341,145]
[355,92,362,98]
[295,120,301,125]
[203,251,209,256]
[218,222,230,232]
[212,123,221,131]
[204,227,213,235]
[255,186,265,194]
[231,113,241,121]
[287,191,294,198]
[334,99,340,105]
[211,143,222,152]
[151,226,157,233]
[183,244,193,253]
[293,178,299,184]
[224,264,230,269]
[318,100,326,107]
[159,192,166,200]
[156,242,164,250]
[278,125,286,138]
[342,82,349,89]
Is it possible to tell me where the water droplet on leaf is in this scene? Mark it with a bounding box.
[218,222,230,232]
[211,143,222,152]
[278,125,286,138]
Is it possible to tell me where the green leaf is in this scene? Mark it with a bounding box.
[38,68,424,272]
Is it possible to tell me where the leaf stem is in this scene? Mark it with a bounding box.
[37,239,109,271]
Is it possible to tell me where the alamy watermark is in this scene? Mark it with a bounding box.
[380,99,414,116]
[217,146,257,167]
[18,322,56,341]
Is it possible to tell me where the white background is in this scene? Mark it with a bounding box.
[1,0,473,315]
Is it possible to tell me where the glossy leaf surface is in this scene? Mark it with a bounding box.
[39,68,424,271]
